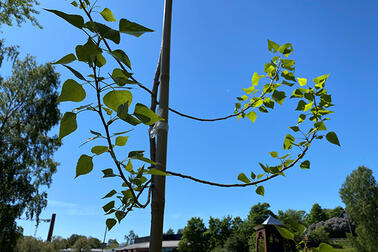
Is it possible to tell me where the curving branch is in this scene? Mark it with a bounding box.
[165,133,316,187]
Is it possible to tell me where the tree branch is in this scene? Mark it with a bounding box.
[165,133,316,187]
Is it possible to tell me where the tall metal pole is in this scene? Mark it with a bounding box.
[46,213,56,242]
[150,0,173,251]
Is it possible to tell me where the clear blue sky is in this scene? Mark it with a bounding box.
[2,0,377,244]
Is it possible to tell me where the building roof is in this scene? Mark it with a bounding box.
[262,216,284,225]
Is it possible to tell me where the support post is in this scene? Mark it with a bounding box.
[149,0,173,251]
[46,213,56,242]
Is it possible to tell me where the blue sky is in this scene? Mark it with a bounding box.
[2,0,378,244]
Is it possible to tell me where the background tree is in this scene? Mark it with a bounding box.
[206,216,233,250]
[0,0,41,27]
[73,237,91,252]
[0,56,60,250]
[124,230,138,246]
[106,238,119,249]
[164,228,175,235]
[339,166,378,252]
[178,217,209,252]
[278,209,307,226]
[324,206,344,219]
[67,234,85,248]
[87,237,102,248]
[306,203,328,225]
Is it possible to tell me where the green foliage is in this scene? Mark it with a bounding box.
[307,203,328,225]
[16,236,56,252]
[0,0,41,27]
[178,217,209,252]
[307,226,330,248]
[0,55,60,249]
[73,236,91,252]
[339,166,378,252]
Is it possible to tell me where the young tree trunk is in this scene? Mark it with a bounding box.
[150,0,173,251]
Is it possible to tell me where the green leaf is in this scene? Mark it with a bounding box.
[259,163,270,173]
[277,43,293,56]
[147,168,168,176]
[326,131,340,146]
[255,186,264,196]
[129,151,156,165]
[106,218,117,230]
[103,201,115,212]
[289,126,300,132]
[281,70,296,81]
[297,77,307,86]
[238,173,251,183]
[100,8,116,22]
[102,190,117,199]
[257,174,264,179]
[259,106,268,113]
[242,86,255,95]
[298,114,306,125]
[272,90,286,105]
[263,97,275,109]
[251,72,261,86]
[267,39,279,52]
[110,68,135,86]
[115,136,129,146]
[281,80,294,87]
[283,134,295,150]
[103,90,132,111]
[75,155,93,177]
[250,172,256,180]
[59,112,77,140]
[115,211,126,223]
[58,79,86,102]
[119,19,154,37]
[102,168,116,178]
[304,101,313,112]
[71,1,78,7]
[53,53,76,64]
[313,74,330,89]
[269,152,278,158]
[125,160,133,172]
[296,100,306,111]
[134,103,163,125]
[281,59,295,70]
[275,225,294,240]
[94,54,106,67]
[252,98,263,108]
[62,65,86,81]
[45,9,84,28]
[314,121,327,131]
[84,21,120,44]
[91,146,108,155]
[110,49,131,69]
[75,39,102,63]
[300,160,310,169]
[318,243,336,252]
[291,89,303,98]
[246,111,257,123]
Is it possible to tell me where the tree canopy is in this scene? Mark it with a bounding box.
[0,55,61,249]
[339,166,378,252]
[0,0,41,27]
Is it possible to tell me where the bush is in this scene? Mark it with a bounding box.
[307,226,329,248]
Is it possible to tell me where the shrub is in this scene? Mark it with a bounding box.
[307,226,329,248]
